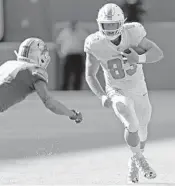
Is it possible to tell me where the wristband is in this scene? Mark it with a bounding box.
[138,54,146,63]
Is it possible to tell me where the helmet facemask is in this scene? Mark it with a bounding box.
[98,20,125,40]
[36,42,51,69]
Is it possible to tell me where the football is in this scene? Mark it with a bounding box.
[124,47,146,55]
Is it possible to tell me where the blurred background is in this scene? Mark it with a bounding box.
[0,0,174,185]
[0,0,174,90]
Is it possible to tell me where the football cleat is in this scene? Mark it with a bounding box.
[127,157,139,183]
[133,153,157,179]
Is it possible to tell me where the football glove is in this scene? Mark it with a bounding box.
[69,110,82,123]
[101,95,112,108]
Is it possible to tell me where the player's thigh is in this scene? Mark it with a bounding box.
[134,93,152,126]
[107,88,138,126]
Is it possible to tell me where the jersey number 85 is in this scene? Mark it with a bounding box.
[107,58,137,79]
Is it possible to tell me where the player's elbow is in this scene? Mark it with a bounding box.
[158,48,164,61]
[42,96,54,111]
[154,45,164,62]
[156,48,164,62]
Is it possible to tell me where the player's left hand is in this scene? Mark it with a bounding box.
[69,110,83,124]
[101,95,112,108]
[121,48,139,64]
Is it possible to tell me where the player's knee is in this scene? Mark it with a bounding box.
[127,122,139,133]
[147,103,152,121]
[149,103,152,113]
[145,102,152,117]
[139,125,148,142]
[124,128,140,147]
[142,99,152,124]
[141,103,152,128]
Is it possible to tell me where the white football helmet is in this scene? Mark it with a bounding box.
[97,3,126,40]
[15,37,51,69]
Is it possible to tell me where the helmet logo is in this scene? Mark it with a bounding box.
[19,39,35,58]
[104,8,115,20]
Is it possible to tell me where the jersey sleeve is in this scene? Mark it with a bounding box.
[130,22,147,46]
[84,35,93,53]
[31,66,48,84]
[84,33,102,61]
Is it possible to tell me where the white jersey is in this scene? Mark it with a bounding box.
[0,60,48,112]
[0,60,48,85]
[84,22,148,95]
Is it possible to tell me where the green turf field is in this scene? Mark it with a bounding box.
[0,90,174,185]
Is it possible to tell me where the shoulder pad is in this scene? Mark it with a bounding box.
[31,66,48,83]
[84,32,101,53]
[124,22,147,46]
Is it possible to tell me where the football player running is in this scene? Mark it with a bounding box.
[0,38,82,123]
[84,3,163,184]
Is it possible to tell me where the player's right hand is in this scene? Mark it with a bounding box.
[69,110,83,124]
[101,95,112,108]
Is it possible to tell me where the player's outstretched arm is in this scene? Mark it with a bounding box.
[85,52,106,99]
[34,80,82,123]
